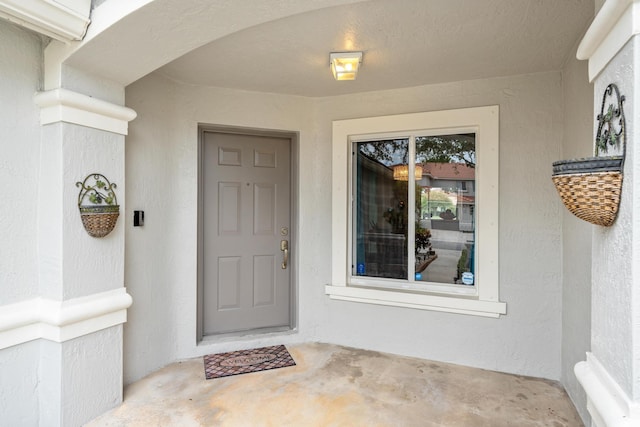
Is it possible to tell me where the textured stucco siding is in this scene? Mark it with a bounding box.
[591,38,640,401]
[0,21,42,305]
[125,70,566,383]
[560,39,593,426]
[0,20,44,426]
[315,72,565,379]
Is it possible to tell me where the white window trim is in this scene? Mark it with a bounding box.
[326,106,506,318]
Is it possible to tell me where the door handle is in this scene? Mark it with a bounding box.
[280,240,289,269]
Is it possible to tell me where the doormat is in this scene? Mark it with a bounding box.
[204,344,296,379]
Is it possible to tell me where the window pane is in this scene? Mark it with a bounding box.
[414,134,476,285]
[353,139,409,279]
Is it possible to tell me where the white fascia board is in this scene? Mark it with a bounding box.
[0,288,133,349]
[577,0,640,81]
[34,88,137,135]
[0,0,90,42]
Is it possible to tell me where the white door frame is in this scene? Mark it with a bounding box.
[196,124,299,341]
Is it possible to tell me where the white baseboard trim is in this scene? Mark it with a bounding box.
[0,288,132,350]
[575,352,640,427]
[34,88,137,135]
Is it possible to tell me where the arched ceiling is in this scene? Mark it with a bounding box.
[67,0,593,97]
[64,0,364,87]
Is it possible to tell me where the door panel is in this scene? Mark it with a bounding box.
[218,182,241,235]
[254,183,275,234]
[202,131,291,335]
[253,255,275,306]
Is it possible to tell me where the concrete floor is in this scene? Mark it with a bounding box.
[87,343,583,427]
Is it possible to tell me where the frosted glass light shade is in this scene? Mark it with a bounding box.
[330,52,363,81]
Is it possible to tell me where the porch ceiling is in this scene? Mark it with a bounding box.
[68,0,593,97]
[155,0,593,97]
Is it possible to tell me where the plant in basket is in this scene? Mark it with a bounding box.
[76,173,120,237]
[552,83,626,227]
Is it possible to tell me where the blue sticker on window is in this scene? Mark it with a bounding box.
[461,272,474,285]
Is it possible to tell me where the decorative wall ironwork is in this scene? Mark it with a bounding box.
[596,83,626,158]
[76,173,120,237]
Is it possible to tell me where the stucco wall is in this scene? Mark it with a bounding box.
[124,73,316,384]
[125,70,565,382]
[316,72,564,378]
[61,124,125,300]
[560,42,593,425]
[0,20,43,425]
[61,327,124,426]
[1,341,40,426]
[591,38,638,401]
[0,21,42,304]
[123,73,180,383]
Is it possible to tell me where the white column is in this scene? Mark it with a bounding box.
[575,1,640,425]
[30,67,136,424]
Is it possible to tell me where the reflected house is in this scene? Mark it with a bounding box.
[420,162,475,232]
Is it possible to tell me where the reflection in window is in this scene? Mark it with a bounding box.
[353,134,476,286]
[354,139,409,279]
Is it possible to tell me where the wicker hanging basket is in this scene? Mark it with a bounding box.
[551,84,626,227]
[76,173,119,237]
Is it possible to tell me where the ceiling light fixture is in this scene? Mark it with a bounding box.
[393,164,423,181]
[329,52,363,81]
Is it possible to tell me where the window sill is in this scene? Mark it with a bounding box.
[325,284,506,318]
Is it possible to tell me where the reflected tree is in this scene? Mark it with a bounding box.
[358,139,408,166]
[415,134,475,168]
[358,134,475,167]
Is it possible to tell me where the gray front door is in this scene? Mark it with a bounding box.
[202,131,291,335]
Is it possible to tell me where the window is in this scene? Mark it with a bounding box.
[326,106,506,317]
[353,133,477,284]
